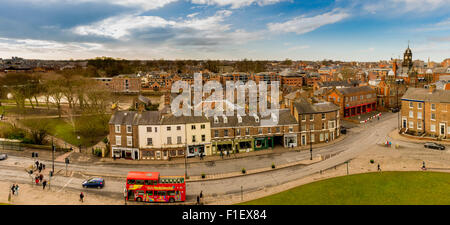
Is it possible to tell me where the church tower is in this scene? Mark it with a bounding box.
[402,42,413,70]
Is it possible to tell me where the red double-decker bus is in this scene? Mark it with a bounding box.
[125,171,186,203]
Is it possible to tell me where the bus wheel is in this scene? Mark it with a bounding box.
[136,197,142,202]
[169,198,175,203]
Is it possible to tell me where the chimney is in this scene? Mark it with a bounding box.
[429,84,435,94]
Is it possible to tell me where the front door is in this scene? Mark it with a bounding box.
[402,119,407,129]
[301,134,306,146]
[440,123,445,136]
[134,151,138,160]
[156,151,161,160]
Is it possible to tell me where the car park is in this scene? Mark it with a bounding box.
[82,178,105,189]
[424,142,445,150]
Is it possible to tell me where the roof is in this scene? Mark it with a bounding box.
[109,111,138,125]
[208,109,297,128]
[161,114,209,125]
[137,95,151,105]
[401,88,450,103]
[127,171,160,180]
[136,111,160,125]
[294,98,339,114]
[335,86,375,95]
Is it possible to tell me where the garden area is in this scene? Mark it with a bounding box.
[19,115,109,147]
[240,171,450,205]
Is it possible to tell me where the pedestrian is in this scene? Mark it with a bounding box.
[377,163,381,172]
[42,180,47,190]
[196,195,200,205]
[200,191,203,199]
[35,177,39,185]
[422,161,426,170]
[113,155,116,160]
[43,164,45,170]
[11,184,15,195]
[80,192,84,202]
[15,184,19,196]
[38,166,42,173]
[39,174,43,182]
[35,161,39,169]
[220,150,223,159]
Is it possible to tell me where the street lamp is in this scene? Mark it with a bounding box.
[184,147,188,179]
[52,137,55,173]
[309,129,313,160]
[77,136,81,153]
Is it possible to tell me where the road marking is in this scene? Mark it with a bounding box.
[57,177,74,193]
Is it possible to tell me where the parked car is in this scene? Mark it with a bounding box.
[424,142,445,150]
[82,178,105,189]
[0,153,7,160]
[390,107,400,113]
[340,126,347,134]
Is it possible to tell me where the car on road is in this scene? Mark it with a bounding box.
[424,142,445,150]
[0,153,7,160]
[82,178,105,189]
[390,107,400,113]
[340,126,347,134]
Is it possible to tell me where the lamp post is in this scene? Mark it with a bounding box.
[309,129,313,160]
[52,137,55,173]
[77,136,81,153]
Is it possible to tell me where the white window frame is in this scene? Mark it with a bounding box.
[409,121,414,129]
[115,136,121,146]
[126,125,132,134]
[126,136,132,147]
[409,111,414,118]
[431,124,436,132]
[115,125,121,133]
[417,111,422,119]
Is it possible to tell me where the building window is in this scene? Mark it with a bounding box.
[268,127,272,133]
[224,130,229,137]
[147,138,153,146]
[418,122,422,130]
[409,102,413,108]
[322,113,325,120]
[147,127,152,132]
[115,136,121,145]
[322,123,325,129]
[301,125,306,131]
[177,136,182,144]
[310,114,314,121]
[236,129,241,136]
[191,125,196,130]
[409,111,414,118]
[310,124,314,130]
[409,121,414,129]
[417,112,422,119]
[167,137,172,145]
[177,126,181,130]
[289,126,293,132]
[431,103,436,110]
[301,115,306,121]
[167,126,171,131]
[127,136,132,146]
[192,135,196,142]
[126,125,132,133]
[258,128,262,134]
[201,135,206,142]
[418,102,422,109]
[215,130,219,137]
[245,128,250,136]
[276,127,280,133]
[201,124,206,129]
[431,113,436,120]
[155,127,157,132]
[115,125,121,133]
[320,133,324,142]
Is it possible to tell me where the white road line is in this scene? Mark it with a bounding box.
[57,177,74,193]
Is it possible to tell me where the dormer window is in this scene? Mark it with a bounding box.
[223,116,228,124]
[214,116,219,124]
[237,115,242,123]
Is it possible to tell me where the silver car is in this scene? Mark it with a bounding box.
[0,153,7,160]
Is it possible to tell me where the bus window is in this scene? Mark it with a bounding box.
[127,179,135,185]
[144,180,154,185]
[156,191,167,196]
[180,178,184,183]
[146,191,153,196]
[135,180,144,185]
[168,191,175,196]
[153,180,158,185]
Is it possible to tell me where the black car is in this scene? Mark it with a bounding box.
[390,107,400,113]
[0,153,7,160]
[82,178,105,189]
[424,142,445,150]
[340,126,347,134]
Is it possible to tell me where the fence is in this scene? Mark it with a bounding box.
[0,139,23,151]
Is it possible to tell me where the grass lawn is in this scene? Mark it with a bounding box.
[240,171,450,205]
[21,116,108,147]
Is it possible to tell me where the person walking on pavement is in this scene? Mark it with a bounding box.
[35,176,39,185]
[377,163,381,172]
[39,174,43,182]
[11,184,15,195]
[422,161,426,170]
[196,195,200,205]
[14,184,19,196]
[42,180,47,190]
[80,192,84,203]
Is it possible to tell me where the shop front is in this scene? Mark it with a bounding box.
[283,134,297,148]
[187,144,205,157]
[212,140,234,155]
[253,136,274,150]
[235,138,254,153]
[112,147,139,160]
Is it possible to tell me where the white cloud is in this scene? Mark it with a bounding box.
[187,12,200,18]
[191,0,286,9]
[17,0,178,11]
[363,0,449,14]
[267,9,349,34]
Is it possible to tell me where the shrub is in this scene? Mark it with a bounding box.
[201,173,206,179]
[370,159,375,164]
[93,148,102,157]
[272,163,276,169]
[242,168,246,174]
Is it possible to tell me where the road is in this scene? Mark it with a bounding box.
[0,112,430,202]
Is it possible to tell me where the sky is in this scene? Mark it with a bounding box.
[0,0,449,62]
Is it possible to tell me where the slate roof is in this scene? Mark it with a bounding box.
[293,98,339,114]
[335,85,375,95]
[401,88,450,103]
[109,111,139,125]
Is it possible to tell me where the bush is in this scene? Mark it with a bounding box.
[370,159,375,164]
[201,173,206,179]
[272,163,276,169]
[93,148,102,157]
[242,168,246,174]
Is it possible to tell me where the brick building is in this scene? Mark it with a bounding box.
[325,86,377,118]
